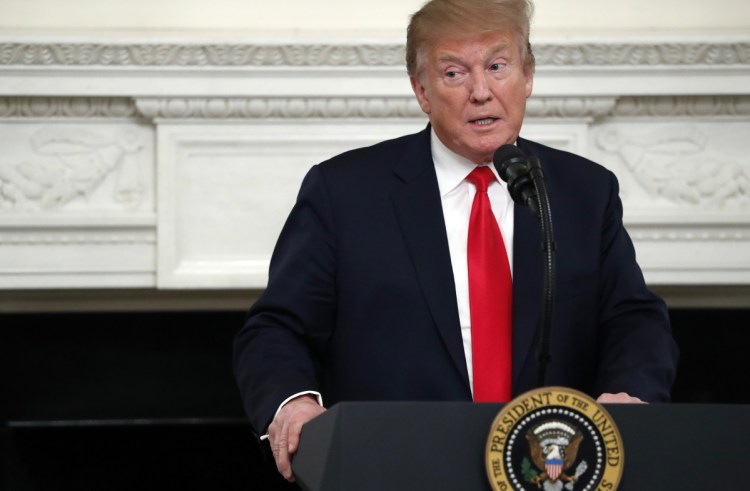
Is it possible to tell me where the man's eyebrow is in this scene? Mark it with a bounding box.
[436,53,465,65]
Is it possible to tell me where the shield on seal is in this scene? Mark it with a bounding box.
[546,458,564,481]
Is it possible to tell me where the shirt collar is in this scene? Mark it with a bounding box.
[431,128,505,198]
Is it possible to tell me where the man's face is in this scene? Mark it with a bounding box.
[410,30,533,164]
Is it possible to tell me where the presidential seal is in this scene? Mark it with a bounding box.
[485,387,624,491]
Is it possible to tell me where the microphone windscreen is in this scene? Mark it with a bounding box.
[493,144,525,167]
[493,144,527,183]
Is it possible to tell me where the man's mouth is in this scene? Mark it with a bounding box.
[470,117,497,126]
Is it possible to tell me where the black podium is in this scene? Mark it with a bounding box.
[293,401,746,490]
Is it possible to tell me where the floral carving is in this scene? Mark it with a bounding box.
[0,127,146,210]
[1,42,747,67]
[597,126,749,207]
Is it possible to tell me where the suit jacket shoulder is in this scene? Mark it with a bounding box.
[314,126,433,187]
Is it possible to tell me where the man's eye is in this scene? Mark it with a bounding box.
[446,71,457,78]
[490,63,501,71]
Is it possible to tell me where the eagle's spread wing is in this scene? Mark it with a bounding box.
[525,430,546,470]
[563,432,584,470]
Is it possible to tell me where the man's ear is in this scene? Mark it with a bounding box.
[410,76,431,115]
[524,71,534,99]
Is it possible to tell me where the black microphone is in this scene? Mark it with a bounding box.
[492,144,540,217]
[493,143,555,390]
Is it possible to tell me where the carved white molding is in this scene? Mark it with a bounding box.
[1,95,749,121]
[628,221,750,242]
[0,37,748,292]
[0,97,137,119]
[2,39,748,99]
[0,43,406,67]
[611,96,750,117]
[625,220,750,285]
[135,96,622,120]
[0,229,155,245]
[527,97,617,119]
[0,222,156,288]
[135,97,424,120]
[533,43,750,66]
[1,42,748,67]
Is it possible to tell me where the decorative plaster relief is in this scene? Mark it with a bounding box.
[135,96,621,121]
[0,43,406,67]
[0,97,138,119]
[0,38,747,290]
[135,97,424,120]
[0,124,153,212]
[0,229,155,246]
[611,96,750,118]
[133,96,750,121]
[1,42,747,67]
[629,224,749,242]
[593,124,749,210]
[533,43,750,66]
[526,97,617,120]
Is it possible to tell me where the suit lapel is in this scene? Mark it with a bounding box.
[512,137,543,389]
[390,128,470,390]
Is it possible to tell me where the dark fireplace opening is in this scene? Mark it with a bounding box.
[1,307,748,489]
[0,310,295,490]
[0,311,247,422]
[669,308,750,405]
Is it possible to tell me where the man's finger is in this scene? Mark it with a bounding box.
[276,418,296,481]
[597,392,646,404]
[287,419,304,454]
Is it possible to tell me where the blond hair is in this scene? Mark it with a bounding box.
[406,0,535,77]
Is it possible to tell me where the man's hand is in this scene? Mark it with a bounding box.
[597,392,645,404]
[267,394,326,482]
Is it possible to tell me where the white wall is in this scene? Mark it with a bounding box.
[1,0,749,37]
[1,1,748,301]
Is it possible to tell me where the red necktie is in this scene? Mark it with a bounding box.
[466,166,512,402]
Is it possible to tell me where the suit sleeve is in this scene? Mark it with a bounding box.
[594,172,678,402]
[233,165,337,433]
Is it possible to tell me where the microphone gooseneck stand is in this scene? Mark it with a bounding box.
[493,145,556,389]
[526,156,555,389]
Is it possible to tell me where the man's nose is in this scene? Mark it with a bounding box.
[469,72,492,103]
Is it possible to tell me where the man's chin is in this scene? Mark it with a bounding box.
[466,143,509,164]
[469,135,518,160]
[443,133,514,163]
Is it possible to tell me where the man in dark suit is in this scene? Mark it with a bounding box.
[233,0,678,482]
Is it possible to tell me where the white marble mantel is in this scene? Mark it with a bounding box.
[0,37,749,306]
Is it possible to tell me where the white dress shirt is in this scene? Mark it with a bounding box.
[431,129,515,395]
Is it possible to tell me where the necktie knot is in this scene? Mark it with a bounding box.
[467,166,495,193]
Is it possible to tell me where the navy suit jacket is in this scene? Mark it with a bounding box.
[233,126,678,434]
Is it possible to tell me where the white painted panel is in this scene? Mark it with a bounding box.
[156,121,425,288]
